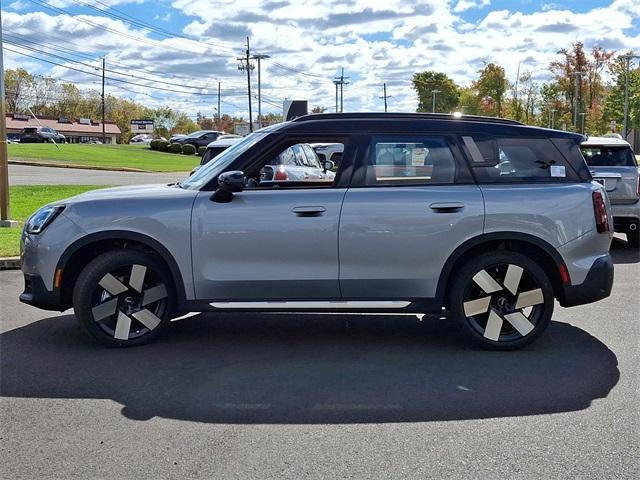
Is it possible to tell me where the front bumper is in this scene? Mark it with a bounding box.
[559,254,614,307]
[19,273,65,311]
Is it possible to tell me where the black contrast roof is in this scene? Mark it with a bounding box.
[293,112,524,126]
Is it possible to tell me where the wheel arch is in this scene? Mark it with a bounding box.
[56,230,187,310]
[437,232,567,308]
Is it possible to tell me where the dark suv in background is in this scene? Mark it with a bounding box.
[20,126,66,143]
[173,130,224,149]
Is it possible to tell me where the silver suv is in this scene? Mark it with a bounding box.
[20,113,614,350]
[581,136,639,248]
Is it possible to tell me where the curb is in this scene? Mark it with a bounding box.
[0,257,21,270]
[9,159,156,173]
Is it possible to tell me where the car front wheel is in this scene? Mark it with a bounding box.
[449,251,554,350]
[73,250,175,347]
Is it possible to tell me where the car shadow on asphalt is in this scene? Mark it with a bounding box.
[0,312,619,424]
[610,237,640,264]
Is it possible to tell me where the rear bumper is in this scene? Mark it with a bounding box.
[559,255,614,307]
[19,273,65,311]
[611,203,639,232]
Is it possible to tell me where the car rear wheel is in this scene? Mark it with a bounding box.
[449,251,554,350]
[73,250,175,347]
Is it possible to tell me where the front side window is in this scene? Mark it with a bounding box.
[463,136,578,182]
[581,146,637,167]
[365,136,457,186]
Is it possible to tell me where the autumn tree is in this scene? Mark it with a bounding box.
[473,63,508,117]
[456,86,482,115]
[412,71,460,113]
[604,53,640,133]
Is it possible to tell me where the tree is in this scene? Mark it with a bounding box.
[311,105,326,113]
[4,68,34,113]
[473,63,508,116]
[456,86,482,115]
[507,71,538,124]
[604,53,640,132]
[412,71,459,113]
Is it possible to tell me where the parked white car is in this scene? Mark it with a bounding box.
[311,142,343,165]
[129,134,153,145]
[259,143,335,184]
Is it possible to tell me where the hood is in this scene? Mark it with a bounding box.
[57,183,195,205]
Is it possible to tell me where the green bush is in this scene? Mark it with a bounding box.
[168,142,183,154]
[149,139,160,150]
[182,144,196,155]
[156,140,170,152]
[197,146,207,156]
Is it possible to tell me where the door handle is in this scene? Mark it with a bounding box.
[429,202,464,212]
[292,206,326,216]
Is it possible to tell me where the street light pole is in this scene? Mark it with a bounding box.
[623,54,639,141]
[431,89,440,113]
[579,112,587,135]
[549,108,557,129]
[572,71,586,131]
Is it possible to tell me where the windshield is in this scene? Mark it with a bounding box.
[581,146,637,167]
[185,130,212,139]
[182,132,267,190]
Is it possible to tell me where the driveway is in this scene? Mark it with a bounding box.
[9,164,189,186]
[1,239,638,479]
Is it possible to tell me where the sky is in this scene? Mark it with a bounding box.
[2,0,639,120]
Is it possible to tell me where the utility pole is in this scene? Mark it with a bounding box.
[101,56,106,144]
[431,89,441,113]
[379,83,392,112]
[333,68,349,112]
[623,53,640,141]
[237,37,254,132]
[251,53,270,129]
[0,10,16,227]
[572,71,586,131]
[217,81,221,130]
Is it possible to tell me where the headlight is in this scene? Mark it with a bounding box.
[26,205,65,234]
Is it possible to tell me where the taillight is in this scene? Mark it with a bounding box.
[592,191,609,233]
[274,166,288,181]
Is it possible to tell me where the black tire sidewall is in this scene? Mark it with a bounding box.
[449,251,554,350]
[72,250,175,347]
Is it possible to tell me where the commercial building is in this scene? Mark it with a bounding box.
[5,113,121,144]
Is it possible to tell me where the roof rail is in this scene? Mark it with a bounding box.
[292,112,525,126]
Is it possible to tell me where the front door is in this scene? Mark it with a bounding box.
[191,137,351,301]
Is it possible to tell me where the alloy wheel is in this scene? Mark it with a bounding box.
[90,264,169,341]
[462,263,545,342]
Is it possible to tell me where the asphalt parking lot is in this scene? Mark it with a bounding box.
[1,239,638,479]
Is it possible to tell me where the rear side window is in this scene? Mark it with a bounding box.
[462,136,579,183]
[581,146,637,167]
[365,136,458,186]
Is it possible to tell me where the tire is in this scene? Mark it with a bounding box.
[72,250,175,347]
[448,251,554,350]
[627,229,639,249]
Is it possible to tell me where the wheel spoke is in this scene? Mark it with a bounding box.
[503,264,523,295]
[98,273,128,296]
[484,309,504,341]
[129,264,147,293]
[504,312,535,337]
[91,297,119,321]
[515,288,544,309]
[463,296,491,316]
[133,309,162,330]
[114,311,132,340]
[472,269,502,294]
[142,284,168,306]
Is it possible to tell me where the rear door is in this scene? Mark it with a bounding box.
[339,134,484,299]
[581,145,639,205]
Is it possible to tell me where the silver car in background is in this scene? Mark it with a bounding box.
[581,135,639,248]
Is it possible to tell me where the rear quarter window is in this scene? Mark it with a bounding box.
[462,136,580,183]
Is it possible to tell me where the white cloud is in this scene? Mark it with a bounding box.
[4,0,640,118]
[453,0,491,13]
[8,0,28,10]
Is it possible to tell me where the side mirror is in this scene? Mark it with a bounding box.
[322,160,335,172]
[212,170,245,203]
